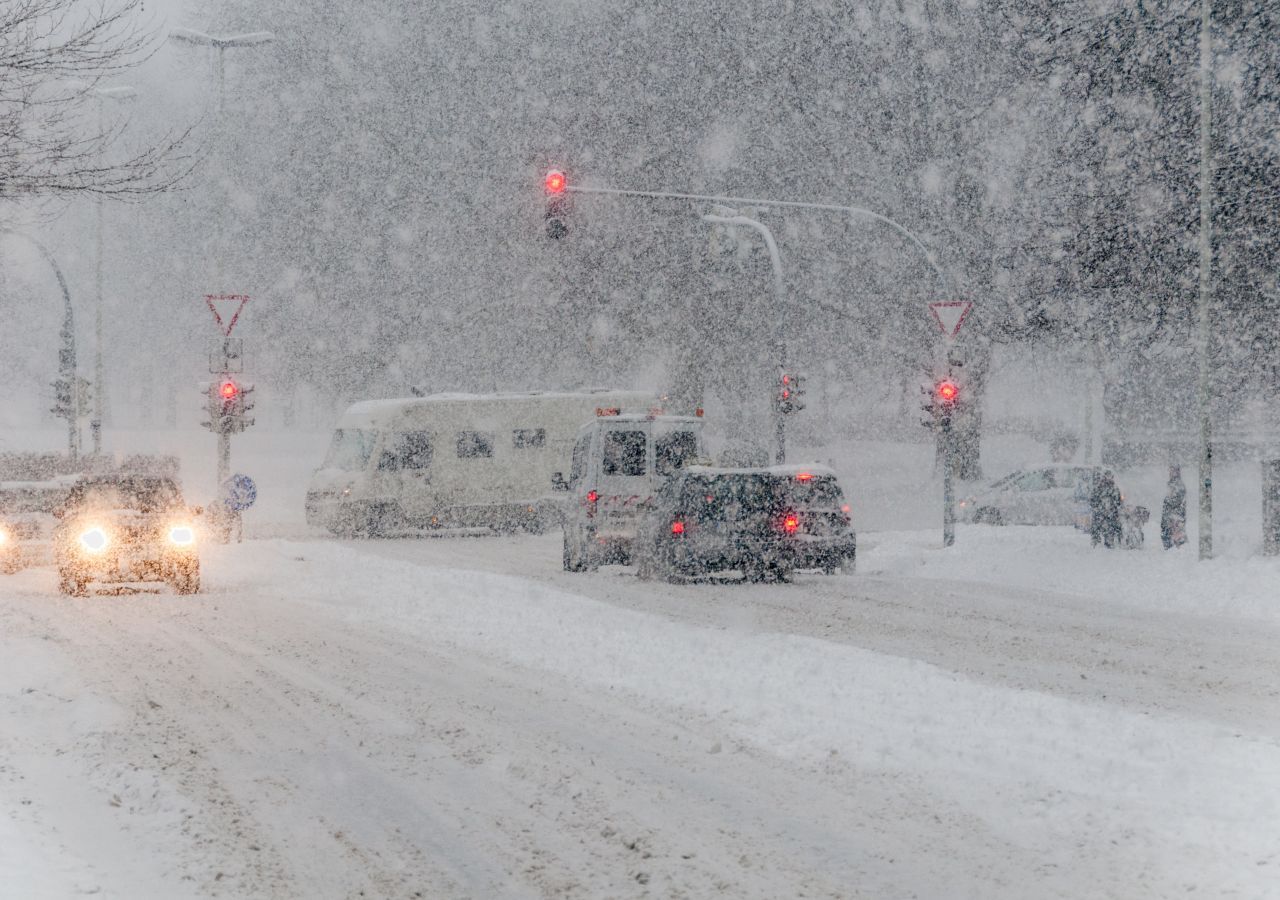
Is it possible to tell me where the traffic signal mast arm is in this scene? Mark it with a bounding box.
[561,179,950,296]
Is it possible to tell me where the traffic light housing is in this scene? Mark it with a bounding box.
[544,168,571,239]
[203,378,255,434]
[776,371,805,415]
[936,380,959,407]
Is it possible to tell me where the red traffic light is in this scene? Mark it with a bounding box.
[545,169,566,194]
[936,380,959,404]
[219,380,239,401]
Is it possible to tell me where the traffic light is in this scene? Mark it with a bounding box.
[544,168,571,239]
[51,376,73,419]
[776,371,804,415]
[936,380,959,407]
[203,378,255,434]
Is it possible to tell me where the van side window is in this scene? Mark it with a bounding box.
[569,436,589,486]
[513,428,546,449]
[655,431,698,475]
[380,431,433,470]
[456,431,494,459]
[602,430,647,476]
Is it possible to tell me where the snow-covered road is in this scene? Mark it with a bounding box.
[2,529,1277,899]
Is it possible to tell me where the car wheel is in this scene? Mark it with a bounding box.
[975,507,1005,526]
[170,561,200,595]
[58,568,87,596]
[562,527,580,572]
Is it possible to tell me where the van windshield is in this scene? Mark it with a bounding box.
[324,429,376,471]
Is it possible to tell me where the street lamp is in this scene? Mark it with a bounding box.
[168,28,276,116]
[0,228,79,462]
[702,209,791,463]
[169,26,274,505]
[87,84,137,456]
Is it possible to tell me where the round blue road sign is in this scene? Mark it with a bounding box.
[221,474,257,512]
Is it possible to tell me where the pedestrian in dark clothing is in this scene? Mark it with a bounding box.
[1161,465,1188,549]
[1090,471,1122,549]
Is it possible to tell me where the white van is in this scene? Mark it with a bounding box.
[306,390,654,536]
[557,410,707,570]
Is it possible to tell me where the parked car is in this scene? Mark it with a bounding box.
[633,465,856,583]
[959,465,1118,527]
[53,475,202,596]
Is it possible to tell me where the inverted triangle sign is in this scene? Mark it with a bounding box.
[206,294,249,336]
[929,300,972,339]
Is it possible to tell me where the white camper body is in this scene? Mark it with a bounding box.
[305,390,653,535]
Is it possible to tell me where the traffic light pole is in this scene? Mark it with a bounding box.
[942,410,956,547]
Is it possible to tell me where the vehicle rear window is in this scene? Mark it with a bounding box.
[779,476,844,507]
[655,430,698,475]
[456,431,494,459]
[685,474,779,521]
[324,429,376,471]
[602,430,646,476]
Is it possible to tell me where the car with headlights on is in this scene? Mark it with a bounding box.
[634,465,856,583]
[53,475,201,596]
[0,476,74,574]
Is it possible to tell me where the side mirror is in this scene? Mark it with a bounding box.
[191,506,204,517]
[551,472,569,492]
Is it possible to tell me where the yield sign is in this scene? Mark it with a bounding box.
[205,294,249,336]
[928,300,972,339]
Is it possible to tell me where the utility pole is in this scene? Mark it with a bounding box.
[88,85,137,455]
[170,28,273,520]
[1,229,79,462]
[1195,0,1214,560]
[702,209,790,463]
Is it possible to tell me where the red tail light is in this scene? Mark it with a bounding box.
[671,520,685,535]
[796,472,813,482]
[782,514,799,534]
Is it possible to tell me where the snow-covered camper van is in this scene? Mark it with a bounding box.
[305,391,654,535]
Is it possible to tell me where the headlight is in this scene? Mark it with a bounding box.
[168,525,196,547]
[0,527,9,547]
[79,526,110,554]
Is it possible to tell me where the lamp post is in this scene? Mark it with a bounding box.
[169,27,273,534]
[703,210,791,463]
[168,28,275,117]
[88,85,137,455]
[1,228,79,462]
[1195,0,1214,560]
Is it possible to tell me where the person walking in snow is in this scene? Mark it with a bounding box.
[1160,464,1188,549]
[1090,471,1122,549]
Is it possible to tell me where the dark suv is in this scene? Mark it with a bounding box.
[634,466,856,582]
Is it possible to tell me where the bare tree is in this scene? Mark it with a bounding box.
[0,0,190,199]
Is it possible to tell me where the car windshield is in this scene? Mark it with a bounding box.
[323,428,376,471]
[69,478,182,512]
